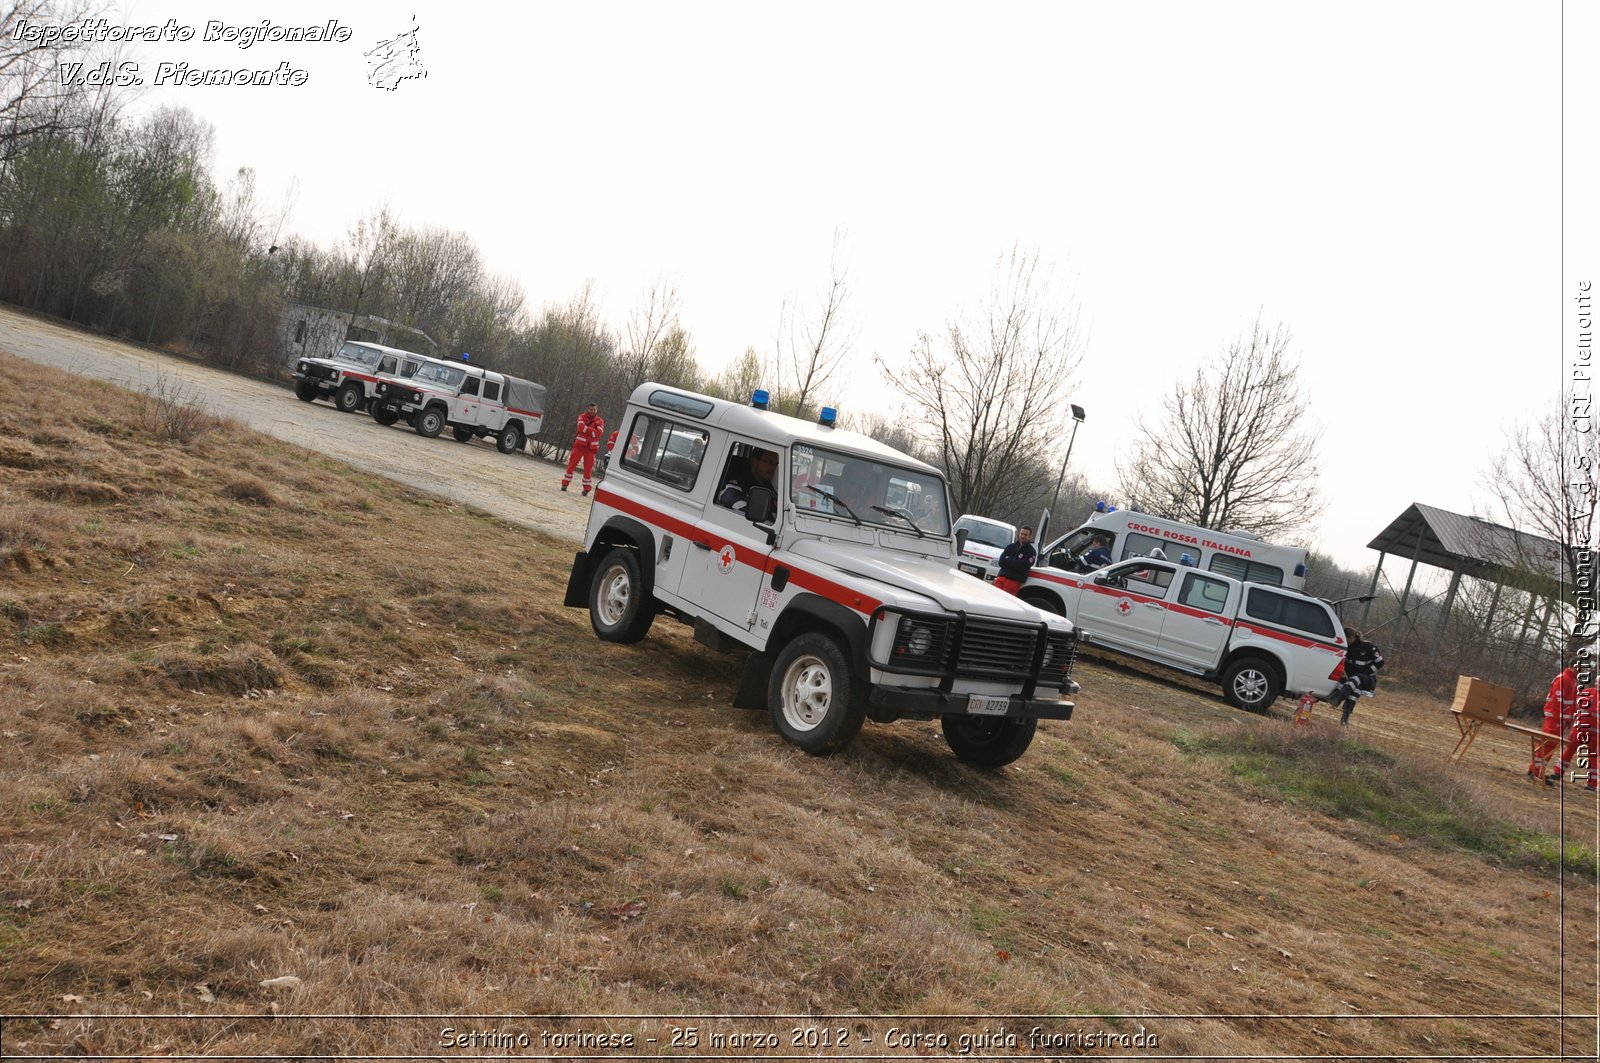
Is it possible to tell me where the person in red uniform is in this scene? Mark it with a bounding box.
[1551,683,1598,791]
[1531,660,1579,782]
[560,402,605,496]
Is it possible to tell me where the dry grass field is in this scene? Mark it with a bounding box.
[0,348,1597,1059]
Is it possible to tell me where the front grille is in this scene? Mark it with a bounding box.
[1042,630,1079,678]
[307,364,338,383]
[956,619,1042,679]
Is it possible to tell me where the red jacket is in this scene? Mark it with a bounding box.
[1545,667,1579,732]
[572,411,604,452]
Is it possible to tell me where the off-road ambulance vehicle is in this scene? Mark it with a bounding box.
[370,360,546,454]
[564,384,1082,767]
[292,340,438,413]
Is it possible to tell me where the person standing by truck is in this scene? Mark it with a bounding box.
[993,526,1037,596]
[560,402,605,496]
[1329,628,1385,726]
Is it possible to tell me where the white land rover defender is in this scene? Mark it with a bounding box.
[563,383,1082,767]
[292,340,437,413]
[370,360,547,454]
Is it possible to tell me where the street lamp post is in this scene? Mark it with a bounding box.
[1041,404,1086,544]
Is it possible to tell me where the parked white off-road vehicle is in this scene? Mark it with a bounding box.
[292,340,437,414]
[370,360,547,454]
[563,383,1082,766]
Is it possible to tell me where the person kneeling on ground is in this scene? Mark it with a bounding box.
[1328,627,1385,726]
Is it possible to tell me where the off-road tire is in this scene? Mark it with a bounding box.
[589,548,654,643]
[413,405,446,438]
[334,382,364,413]
[1019,589,1062,615]
[767,632,866,756]
[1222,656,1283,712]
[497,423,523,454]
[941,715,1037,767]
[370,405,399,426]
[452,427,474,443]
[293,381,318,402]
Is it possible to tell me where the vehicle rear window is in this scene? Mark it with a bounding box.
[1243,587,1335,638]
[1208,553,1286,586]
[619,413,708,492]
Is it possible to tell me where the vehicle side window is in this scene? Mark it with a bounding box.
[1123,532,1169,561]
[1208,554,1286,587]
[619,412,709,492]
[461,376,480,397]
[1244,588,1335,638]
[483,380,501,402]
[379,356,397,374]
[1124,564,1174,594]
[1179,573,1230,614]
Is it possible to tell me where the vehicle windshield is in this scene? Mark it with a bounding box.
[412,362,466,387]
[791,444,950,535]
[336,342,382,369]
[955,518,1013,548]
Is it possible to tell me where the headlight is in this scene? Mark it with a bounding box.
[892,616,949,665]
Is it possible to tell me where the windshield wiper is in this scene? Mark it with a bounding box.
[803,484,861,525]
[872,505,925,538]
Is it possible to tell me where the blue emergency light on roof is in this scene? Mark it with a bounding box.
[751,389,769,410]
[1094,500,1117,514]
[461,352,472,362]
[818,407,837,428]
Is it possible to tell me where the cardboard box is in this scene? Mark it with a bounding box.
[1451,675,1515,723]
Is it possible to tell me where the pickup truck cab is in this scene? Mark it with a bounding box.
[370,361,546,454]
[564,383,1081,767]
[292,340,436,413]
[1022,556,1345,711]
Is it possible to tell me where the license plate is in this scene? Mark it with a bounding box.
[968,694,1010,716]
[958,563,984,577]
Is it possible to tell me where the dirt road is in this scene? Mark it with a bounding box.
[0,305,593,544]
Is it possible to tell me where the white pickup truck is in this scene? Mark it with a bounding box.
[1016,556,1346,711]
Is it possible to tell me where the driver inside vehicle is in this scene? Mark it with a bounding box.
[833,463,877,514]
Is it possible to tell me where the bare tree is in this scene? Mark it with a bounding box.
[0,0,100,166]
[705,346,764,403]
[771,227,858,418]
[341,202,397,329]
[878,245,1084,518]
[619,278,683,386]
[1117,317,1322,538]
[1485,400,1599,579]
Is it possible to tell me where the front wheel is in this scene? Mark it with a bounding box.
[370,405,399,426]
[497,423,523,454]
[941,715,1037,767]
[293,381,318,402]
[413,406,446,438]
[334,382,364,413]
[1019,590,1062,615]
[452,427,474,443]
[767,632,866,756]
[1222,656,1282,712]
[588,548,654,643]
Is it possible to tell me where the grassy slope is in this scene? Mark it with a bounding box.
[0,351,1595,1057]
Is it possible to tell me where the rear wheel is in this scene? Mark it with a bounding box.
[588,548,654,643]
[1222,656,1282,712]
[941,715,1037,767]
[767,633,866,756]
[452,427,474,443]
[334,382,364,413]
[497,423,523,454]
[293,381,318,402]
[1020,589,1061,614]
[413,406,446,438]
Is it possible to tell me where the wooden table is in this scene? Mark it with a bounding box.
[1449,707,1558,771]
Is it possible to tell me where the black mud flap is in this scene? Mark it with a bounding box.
[732,650,774,710]
[562,551,590,608]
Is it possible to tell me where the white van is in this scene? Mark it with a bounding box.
[952,514,1017,578]
[1030,508,1309,591]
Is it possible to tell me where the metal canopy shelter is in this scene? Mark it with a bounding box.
[1361,502,1571,655]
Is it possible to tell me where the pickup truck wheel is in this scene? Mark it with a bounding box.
[452,427,474,443]
[370,405,399,426]
[334,382,364,413]
[941,715,1037,768]
[1019,589,1062,614]
[767,633,865,756]
[497,423,523,454]
[413,406,446,438]
[293,381,318,402]
[1222,657,1282,712]
[589,548,654,643]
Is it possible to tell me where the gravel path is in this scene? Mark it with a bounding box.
[0,305,591,545]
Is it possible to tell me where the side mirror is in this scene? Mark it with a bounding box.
[745,485,777,524]
[955,529,969,554]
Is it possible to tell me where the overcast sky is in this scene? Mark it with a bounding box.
[98,0,1596,574]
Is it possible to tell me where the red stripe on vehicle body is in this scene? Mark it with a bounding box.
[591,488,883,615]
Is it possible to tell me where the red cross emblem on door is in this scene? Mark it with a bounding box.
[1117,599,1133,615]
[717,544,736,574]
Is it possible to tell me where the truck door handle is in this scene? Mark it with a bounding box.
[693,540,712,551]
[1203,617,1226,625]
[1142,602,1162,609]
